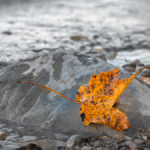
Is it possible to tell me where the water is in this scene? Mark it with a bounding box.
[0,0,150,63]
[108,49,150,67]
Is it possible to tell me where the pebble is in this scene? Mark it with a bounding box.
[81,146,92,150]
[16,143,42,150]
[141,77,150,85]
[113,134,125,140]
[119,141,137,150]
[74,145,81,150]
[124,136,132,141]
[54,133,69,141]
[123,65,136,72]
[0,141,20,150]
[96,147,103,150]
[70,35,87,41]
[2,31,12,35]
[95,49,106,54]
[106,51,117,59]
[141,69,150,77]
[20,139,56,150]
[93,140,100,147]
[142,135,148,141]
[97,54,107,61]
[0,131,7,141]
[144,65,150,69]
[67,135,84,149]
[0,124,6,128]
[55,140,67,149]
[122,60,141,72]
[100,136,108,139]
[6,134,19,142]
[19,136,37,142]
[134,139,144,145]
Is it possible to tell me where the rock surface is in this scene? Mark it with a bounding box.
[0,52,150,136]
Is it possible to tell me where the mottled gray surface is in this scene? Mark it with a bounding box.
[0,0,150,137]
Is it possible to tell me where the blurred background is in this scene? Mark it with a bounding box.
[0,0,150,85]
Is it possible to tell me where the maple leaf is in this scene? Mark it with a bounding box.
[18,67,138,131]
[76,67,138,131]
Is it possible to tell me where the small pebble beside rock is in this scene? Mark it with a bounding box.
[67,135,84,149]
[0,131,6,141]
[54,133,69,141]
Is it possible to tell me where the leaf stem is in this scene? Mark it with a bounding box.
[18,81,82,104]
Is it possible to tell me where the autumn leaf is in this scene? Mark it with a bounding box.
[18,67,138,131]
[76,67,138,131]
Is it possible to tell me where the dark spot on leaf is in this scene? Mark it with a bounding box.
[80,113,85,122]
[102,103,105,106]
[100,78,103,82]
[87,90,90,94]
[93,75,96,78]
[91,101,97,105]
[76,92,80,95]
[91,84,95,89]
[114,121,119,129]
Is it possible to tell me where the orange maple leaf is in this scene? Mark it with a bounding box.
[18,67,138,131]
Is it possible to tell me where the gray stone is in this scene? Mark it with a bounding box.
[120,141,137,150]
[0,124,6,128]
[142,135,148,141]
[133,139,144,145]
[19,136,37,142]
[94,140,101,147]
[81,146,92,150]
[0,131,7,141]
[75,145,81,150]
[96,148,103,150]
[141,69,150,77]
[70,36,88,41]
[67,135,84,148]
[0,141,20,150]
[124,136,132,141]
[0,53,150,137]
[55,140,67,149]
[54,133,69,141]
[6,134,19,142]
[20,139,55,150]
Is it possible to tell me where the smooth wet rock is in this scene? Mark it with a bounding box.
[0,52,150,137]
